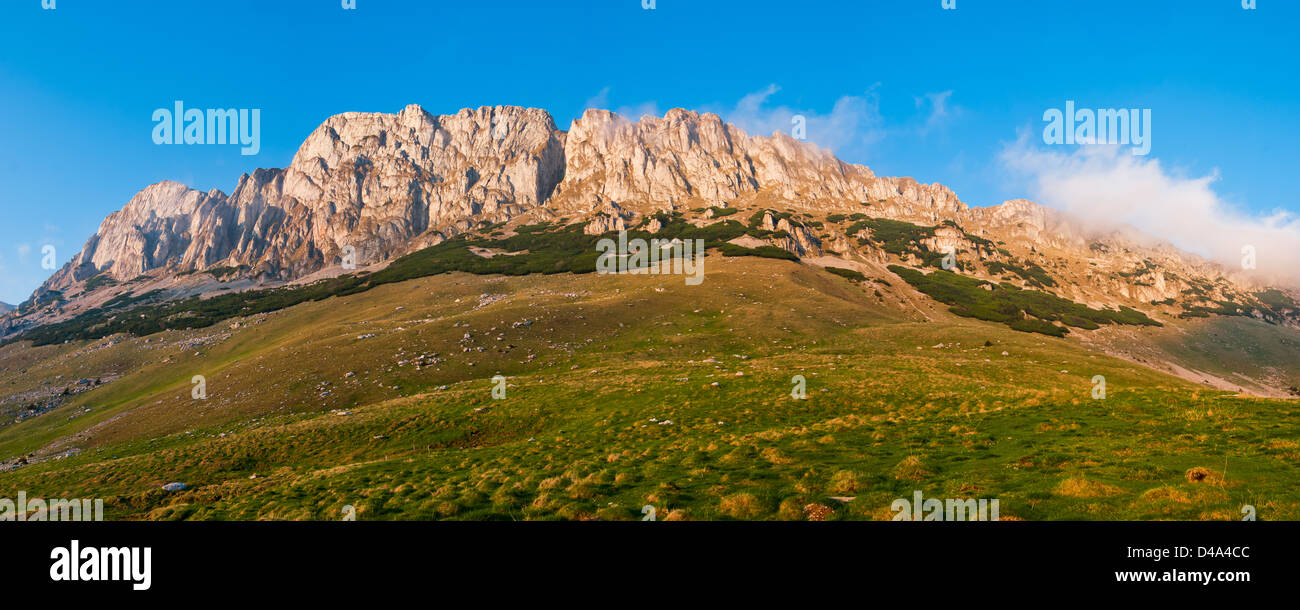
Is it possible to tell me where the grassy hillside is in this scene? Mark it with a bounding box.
[1,256,1297,521]
[1080,316,1300,399]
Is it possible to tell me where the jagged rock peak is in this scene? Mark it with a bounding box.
[38,104,570,296]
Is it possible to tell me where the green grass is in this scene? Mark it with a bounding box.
[12,217,781,349]
[1,256,1296,521]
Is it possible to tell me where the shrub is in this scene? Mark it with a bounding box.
[717,244,799,262]
[888,265,1160,337]
[83,274,118,291]
[824,266,866,282]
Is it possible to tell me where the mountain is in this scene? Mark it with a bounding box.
[0,302,12,315]
[40,105,565,291]
[36,105,962,294]
[3,105,1300,522]
[28,105,1291,304]
[8,104,1300,393]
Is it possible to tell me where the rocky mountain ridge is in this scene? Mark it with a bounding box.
[15,104,1297,334]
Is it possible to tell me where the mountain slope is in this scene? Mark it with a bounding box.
[3,256,1297,521]
[5,104,1298,403]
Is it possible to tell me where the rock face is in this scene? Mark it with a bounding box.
[37,104,979,298]
[43,105,566,290]
[552,108,964,221]
[28,103,1295,322]
[755,211,822,256]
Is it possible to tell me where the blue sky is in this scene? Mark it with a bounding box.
[1,0,1296,303]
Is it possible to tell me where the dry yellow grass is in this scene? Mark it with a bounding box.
[719,492,764,519]
[828,469,863,494]
[1138,486,1190,504]
[892,455,931,481]
[777,498,803,520]
[1185,466,1224,485]
[662,509,690,521]
[1056,476,1122,498]
[761,447,794,465]
[537,476,564,490]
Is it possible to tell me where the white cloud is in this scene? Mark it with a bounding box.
[715,84,884,159]
[614,101,662,122]
[583,87,611,111]
[914,90,956,136]
[581,87,661,122]
[579,84,931,162]
[1000,134,1300,285]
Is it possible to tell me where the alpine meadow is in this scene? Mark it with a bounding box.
[2,1,1298,533]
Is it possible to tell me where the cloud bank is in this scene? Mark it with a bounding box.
[1000,135,1300,285]
[582,84,955,166]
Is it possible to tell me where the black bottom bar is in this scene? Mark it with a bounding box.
[3,521,1284,599]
